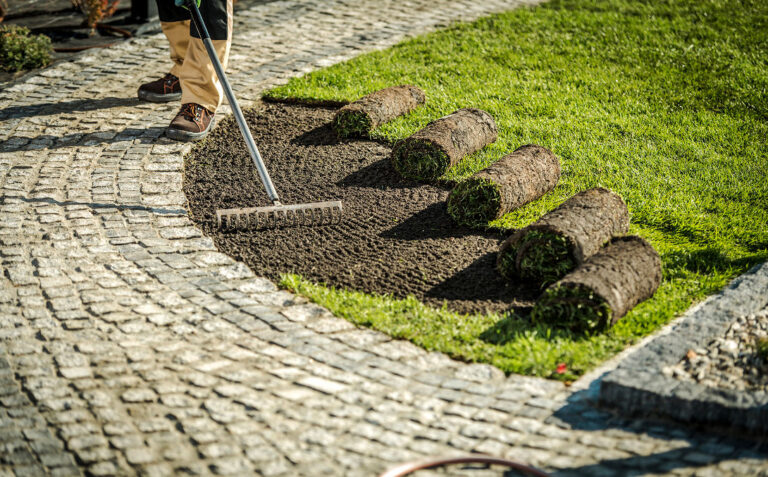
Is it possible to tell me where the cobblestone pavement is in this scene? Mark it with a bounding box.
[1,0,767,475]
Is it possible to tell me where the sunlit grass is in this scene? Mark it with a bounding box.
[269,0,768,378]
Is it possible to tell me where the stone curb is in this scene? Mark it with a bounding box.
[599,261,768,433]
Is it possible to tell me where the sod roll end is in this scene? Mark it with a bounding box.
[392,108,497,181]
[447,144,560,227]
[333,85,426,138]
[531,235,662,332]
[496,187,629,286]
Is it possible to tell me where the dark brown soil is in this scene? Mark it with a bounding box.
[184,102,537,314]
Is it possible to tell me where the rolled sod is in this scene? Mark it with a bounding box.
[497,187,629,286]
[332,85,426,138]
[446,144,561,227]
[391,108,498,181]
[531,236,662,332]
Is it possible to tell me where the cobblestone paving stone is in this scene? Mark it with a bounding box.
[1,0,767,475]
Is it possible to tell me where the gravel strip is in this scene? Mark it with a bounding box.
[665,307,768,392]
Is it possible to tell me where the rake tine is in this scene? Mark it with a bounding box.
[214,200,342,230]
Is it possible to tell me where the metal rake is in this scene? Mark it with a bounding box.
[186,0,343,230]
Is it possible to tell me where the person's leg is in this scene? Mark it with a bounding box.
[167,0,232,141]
[137,1,190,102]
[162,20,191,79]
[179,0,233,113]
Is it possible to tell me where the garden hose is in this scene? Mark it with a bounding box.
[379,454,549,477]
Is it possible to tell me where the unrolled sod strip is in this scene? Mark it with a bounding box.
[497,187,629,286]
[447,144,560,227]
[391,108,497,181]
[531,235,662,332]
[333,85,426,138]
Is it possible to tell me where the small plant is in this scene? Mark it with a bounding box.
[70,0,121,31]
[0,25,52,73]
[756,337,768,361]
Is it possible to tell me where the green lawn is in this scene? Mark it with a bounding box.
[267,0,768,380]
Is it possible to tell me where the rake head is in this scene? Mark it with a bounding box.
[216,200,343,230]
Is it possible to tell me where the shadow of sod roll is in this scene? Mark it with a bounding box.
[531,236,662,333]
[333,85,426,138]
[497,187,629,287]
[391,108,497,181]
[446,144,561,228]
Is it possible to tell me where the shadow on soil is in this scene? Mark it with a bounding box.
[380,202,481,241]
[427,252,534,305]
[336,157,424,191]
[291,121,346,147]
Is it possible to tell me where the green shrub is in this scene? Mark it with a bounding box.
[0,25,52,73]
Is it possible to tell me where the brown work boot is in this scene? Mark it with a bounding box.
[137,73,182,102]
[167,103,214,142]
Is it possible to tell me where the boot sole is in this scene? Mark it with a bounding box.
[138,89,182,103]
[166,117,215,142]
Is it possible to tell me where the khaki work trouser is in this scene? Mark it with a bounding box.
[160,0,233,112]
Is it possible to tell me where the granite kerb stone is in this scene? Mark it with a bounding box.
[599,260,768,434]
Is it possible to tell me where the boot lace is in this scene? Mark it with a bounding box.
[180,103,205,122]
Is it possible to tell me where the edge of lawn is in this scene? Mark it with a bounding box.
[259,0,768,380]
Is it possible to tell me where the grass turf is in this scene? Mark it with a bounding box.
[391,139,451,180]
[531,284,613,334]
[498,230,576,287]
[333,110,372,138]
[267,0,768,380]
[446,178,502,227]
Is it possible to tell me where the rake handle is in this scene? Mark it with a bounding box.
[185,0,281,205]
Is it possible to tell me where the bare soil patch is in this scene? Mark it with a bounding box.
[184,102,537,314]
